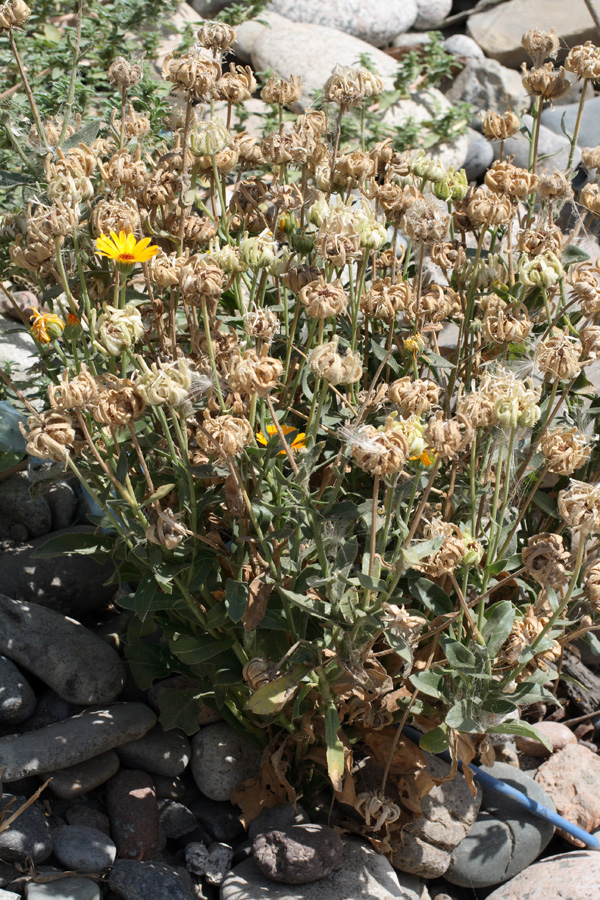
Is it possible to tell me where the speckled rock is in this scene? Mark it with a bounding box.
[116,725,191,777]
[414,0,452,30]
[0,889,20,899]
[185,841,233,885]
[25,878,102,900]
[158,799,197,839]
[484,850,600,900]
[0,794,52,864]
[0,594,125,705]
[52,825,117,873]
[106,769,160,861]
[495,114,581,173]
[248,803,310,841]
[45,750,120,799]
[266,0,418,47]
[0,655,36,724]
[0,473,51,540]
[534,743,600,842]
[0,703,156,782]
[108,859,196,900]
[253,824,343,884]
[515,721,577,759]
[65,805,111,835]
[190,723,262,802]
[444,58,528,122]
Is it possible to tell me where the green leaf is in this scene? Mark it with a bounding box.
[562,244,590,268]
[0,170,37,189]
[386,631,412,663]
[225,579,248,623]
[408,576,453,615]
[487,720,552,752]
[442,638,478,670]
[125,640,171,690]
[419,724,450,753]
[324,702,345,791]
[62,120,101,151]
[246,667,305,715]
[133,571,157,622]
[277,586,332,620]
[43,23,61,42]
[118,591,186,614]
[531,490,557,517]
[169,633,233,665]
[30,530,113,558]
[409,669,444,699]
[425,351,455,371]
[482,601,516,659]
[158,685,208,735]
[445,698,483,732]
[404,535,444,569]
[141,483,176,507]
[205,603,229,629]
[486,554,522,576]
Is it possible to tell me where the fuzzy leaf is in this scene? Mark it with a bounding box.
[246,667,306,716]
[324,702,345,792]
[487,720,552,752]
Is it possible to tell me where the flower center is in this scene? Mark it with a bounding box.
[118,252,136,262]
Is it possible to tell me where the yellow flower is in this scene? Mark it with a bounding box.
[256,424,307,454]
[30,309,65,344]
[404,333,425,356]
[410,448,435,466]
[95,230,159,269]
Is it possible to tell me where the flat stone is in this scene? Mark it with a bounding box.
[0,655,36,724]
[484,850,600,900]
[414,0,452,29]
[221,839,424,900]
[253,824,343,884]
[515,721,577,759]
[107,859,196,900]
[467,0,599,67]
[189,0,230,16]
[158,799,197,839]
[190,723,262,803]
[0,794,52,864]
[443,34,484,59]
[445,762,556,888]
[45,750,120,799]
[0,527,117,617]
[20,689,81,733]
[116,725,191,777]
[534,743,600,842]
[52,825,117,873]
[265,0,418,47]
[0,594,125,705]
[106,769,160,861]
[0,473,51,540]
[542,96,600,152]
[25,879,102,900]
[0,703,156,782]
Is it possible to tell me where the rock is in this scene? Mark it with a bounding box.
[495,114,581,173]
[190,796,245,843]
[390,753,481,879]
[0,473,51,540]
[484,850,600,900]
[25,879,102,900]
[0,315,38,398]
[106,769,160,861]
[464,129,495,181]
[0,794,52,864]
[542,96,600,150]
[467,0,599,67]
[248,803,310,841]
[0,655,36,724]
[392,32,431,49]
[443,34,484,60]
[0,890,19,900]
[444,58,529,121]
[0,862,20,888]
[52,825,117,873]
[414,0,452,29]
[0,703,156,782]
[0,594,125,706]
[108,859,196,900]
[253,824,344,884]
[116,725,191,777]
[560,652,600,715]
[158,800,197,839]
[445,762,556,888]
[153,775,186,801]
[223,839,425,900]
[515,721,577,758]
[534,743,600,842]
[65,805,111,835]
[19,689,80,733]
[265,0,418,47]
[185,841,233,884]
[189,0,231,16]
[190,723,262,803]
[45,482,77,531]
[381,91,470,171]
[45,750,121,798]
[0,527,117,617]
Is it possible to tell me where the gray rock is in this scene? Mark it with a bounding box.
[0,655,36,724]
[444,58,529,122]
[45,482,77,531]
[445,762,556,888]
[392,32,431,48]
[45,750,121,799]
[116,725,191,777]
[265,0,418,47]
[253,824,344,884]
[0,594,125,705]
[190,0,230,16]
[190,796,244,843]
[0,703,156,781]
[0,527,117,617]
[221,839,424,900]
[248,803,310,841]
[0,315,38,401]
[0,473,51,540]
[464,130,495,182]
[190,723,262,802]
[0,794,52,864]
[183,841,209,875]
[158,800,197,839]
[0,862,20,888]
[25,879,102,900]
[484,850,600,900]
[443,34,484,60]
[51,825,116,874]
[0,890,20,899]
[64,805,110,835]
[381,90,470,171]
[184,841,233,884]
[542,96,600,153]
[414,0,452,29]
[107,860,196,900]
[496,114,582,173]
[153,775,186,801]
[20,689,81,733]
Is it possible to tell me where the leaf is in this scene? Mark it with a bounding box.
[386,631,413,663]
[225,579,248,623]
[486,553,522,577]
[133,571,157,622]
[324,702,345,792]
[125,640,171,690]
[0,170,37,188]
[169,633,233,665]
[562,244,590,268]
[30,530,113,558]
[158,685,208,735]
[442,638,478,670]
[531,490,557,517]
[419,724,450,753]
[408,576,453,615]
[409,669,445,698]
[277,586,332,620]
[246,667,305,716]
[62,119,101,150]
[404,535,444,569]
[141,483,176,506]
[445,699,483,732]
[487,720,552,752]
[425,351,455,371]
[482,601,516,659]
[243,576,272,632]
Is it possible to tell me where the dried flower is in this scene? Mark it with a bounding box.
[299,277,348,318]
[162,48,221,100]
[0,0,29,30]
[108,56,142,89]
[425,412,473,459]
[348,416,409,476]
[19,410,83,464]
[499,605,561,668]
[93,377,146,426]
[522,532,571,586]
[402,198,450,244]
[558,480,600,534]
[521,63,570,100]
[92,199,141,238]
[540,427,591,475]
[148,250,186,288]
[467,187,514,227]
[261,74,302,106]
[323,64,382,107]
[521,28,560,65]
[146,507,188,551]
[534,329,582,380]
[213,63,257,103]
[308,336,362,386]
[584,560,600,611]
[49,365,98,410]
[189,118,231,157]
[388,377,440,418]
[30,309,65,344]
[197,413,252,456]
[136,358,192,407]
[94,303,144,357]
[482,301,532,344]
[565,41,600,80]
[227,349,283,397]
[415,517,466,578]
[481,109,521,141]
[580,182,600,217]
[179,257,225,306]
[197,20,236,51]
[485,160,538,198]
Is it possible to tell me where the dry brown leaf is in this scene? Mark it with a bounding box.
[449,730,478,797]
[231,739,296,828]
[360,726,427,777]
[242,576,272,632]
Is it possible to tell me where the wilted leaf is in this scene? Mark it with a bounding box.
[246,666,306,716]
[324,702,345,792]
[243,576,272,632]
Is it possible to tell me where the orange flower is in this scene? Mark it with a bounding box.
[30,309,65,344]
[256,424,306,454]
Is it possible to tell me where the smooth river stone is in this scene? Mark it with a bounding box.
[45,750,121,798]
[0,703,156,781]
[0,594,125,705]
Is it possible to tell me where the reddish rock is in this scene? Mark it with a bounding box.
[485,850,600,900]
[106,769,159,860]
[515,721,577,759]
[534,744,600,844]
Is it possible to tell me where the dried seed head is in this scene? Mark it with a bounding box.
[388,377,440,418]
[485,160,538,198]
[534,328,582,380]
[582,145,600,171]
[516,225,563,257]
[558,480,600,534]
[101,150,146,193]
[415,517,466,578]
[136,357,192,407]
[0,0,29,31]
[521,62,570,100]
[522,532,571,586]
[482,301,532,344]
[146,507,188,551]
[580,324,600,359]
[108,56,143,89]
[404,284,451,326]
[521,28,560,65]
[179,257,225,306]
[584,560,600,611]
[323,64,374,107]
[196,412,253,456]
[537,168,573,202]
[430,241,467,271]
[570,264,600,317]
[48,365,99,411]
[402,198,450,244]
[499,606,561,668]
[540,426,591,475]
[425,412,473,459]
[580,182,600,216]
[190,118,231,157]
[91,198,141,238]
[244,308,279,343]
[361,278,411,321]
[348,416,409,476]
[307,335,362,386]
[213,63,257,104]
[92,377,146,426]
[565,41,600,79]
[197,20,236,51]
[94,303,144,357]
[162,48,221,101]
[243,658,274,691]
[467,187,514,227]
[226,349,283,397]
[480,109,521,141]
[19,410,83,464]
[261,74,303,106]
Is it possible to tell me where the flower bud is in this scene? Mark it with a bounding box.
[189,118,231,157]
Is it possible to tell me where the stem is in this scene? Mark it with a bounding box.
[567,82,588,173]
[9,31,48,151]
[58,0,83,146]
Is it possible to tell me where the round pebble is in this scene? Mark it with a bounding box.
[52,825,117,874]
[108,859,196,900]
[0,655,36,724]
[190,723,262,802]
[106,769,160,861]
[116,725,191,777]
[515,721,577,759]
[158,799,197,839]
[253,824,344,884]
[45,750,120,799]
[0,794,52,864]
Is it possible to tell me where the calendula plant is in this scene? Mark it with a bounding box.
[4,1,600,851]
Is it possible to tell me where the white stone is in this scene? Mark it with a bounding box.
[444,58,529,124]
[443,34,484,60]
[266,0,418,47]
[414,0,452,30]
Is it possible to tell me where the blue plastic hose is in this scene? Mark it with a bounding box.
[401,724,600,851]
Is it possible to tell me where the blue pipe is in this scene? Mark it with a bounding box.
[401,725,600,851]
